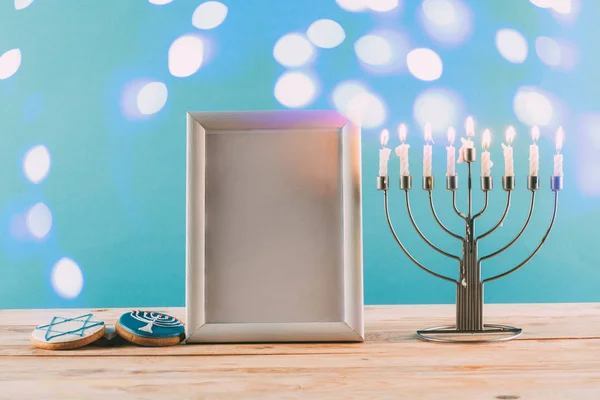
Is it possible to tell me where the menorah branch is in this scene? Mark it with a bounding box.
[479,190,536,263]
[473,191,489,220]
[483,191,559,284]
[405,191,462,262]
[452,191,466,220]
[383,190,458,285]
[477,192,512,241]
[428,192,463,242]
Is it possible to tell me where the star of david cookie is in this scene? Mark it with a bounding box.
[31,313,106,350]
[115,310,185,347]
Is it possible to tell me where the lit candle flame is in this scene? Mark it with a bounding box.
[380,129,389,147]
[465,116,475,137]
[447,127,456,145]
[531,126,540,143]
[482,129,491,151]
[424,122,433,143]
[506,125,516,145]
[556,126,564,153]
[398,123,407,143]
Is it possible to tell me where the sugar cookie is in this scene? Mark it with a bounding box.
[115,310,184,347]
[31,313,105,350]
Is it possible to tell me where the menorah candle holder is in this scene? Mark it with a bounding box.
[378,157,561,343]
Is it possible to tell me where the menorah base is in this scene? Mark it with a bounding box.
[416,324,522,343]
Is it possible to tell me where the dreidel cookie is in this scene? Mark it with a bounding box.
[31,313,105,350]
[116,310,185,347]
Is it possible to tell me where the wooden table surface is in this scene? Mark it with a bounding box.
[2,304,600,399]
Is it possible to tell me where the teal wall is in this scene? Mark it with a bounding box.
[1,0,597,309]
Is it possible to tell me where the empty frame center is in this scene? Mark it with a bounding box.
[204,129,344,324]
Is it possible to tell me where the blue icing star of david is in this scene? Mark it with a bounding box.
[118,311,184,339]
[36,313,104,341]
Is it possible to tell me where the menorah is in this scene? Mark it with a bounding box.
[377,146,562,343]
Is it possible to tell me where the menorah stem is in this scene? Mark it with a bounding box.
[457,227,483,331]
[467,163,473,219]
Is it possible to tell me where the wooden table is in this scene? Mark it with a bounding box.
[2,304,600,399]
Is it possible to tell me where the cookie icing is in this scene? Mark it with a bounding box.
[118,311,184,339]
[32,314,104,343]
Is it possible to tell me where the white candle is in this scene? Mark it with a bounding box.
[446,127,456,176]
[501,126,516,176]
[458,116,475,163]
[378,129,392,176]
[481,129,493,177]
[395,123,410,176]
[554,126,564,176]
[529,126,540,177]
[423,122,433,177]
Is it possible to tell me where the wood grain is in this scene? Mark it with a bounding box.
[2,304,600,399]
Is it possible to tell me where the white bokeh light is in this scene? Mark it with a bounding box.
[577,114,600,196]
[136,81,168,115]
[535,36,561,66]
[0,49,22,80]
[354,34,392,66]
[26,203,52,240]
[274,72,317,109]
[192,1,228,30]
[495,29,528,64]
[149,0,173,4]
[513,87,554,127]
[168,35,204,78]
[420,0,473,46]
[550,0,572,14]
[23,145,51,184]
[367,0,399,12]
[530,0,552,7]
[535,36,578,69]
[307,19,346,49]
[51,258,84,300]
[336,0,367,12]
[273,34,314,67]
[406,48,443,81]
[14,0,33,10]
[413,88,463,135]
[331,81,386,128]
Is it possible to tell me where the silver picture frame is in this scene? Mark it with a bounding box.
[185,110,363,343]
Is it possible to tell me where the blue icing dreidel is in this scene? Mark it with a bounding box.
[116,311,185,347]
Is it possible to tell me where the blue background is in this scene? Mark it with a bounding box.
[0,0,596,309]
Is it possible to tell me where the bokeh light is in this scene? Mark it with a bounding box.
[14,0,33,10]
[192,1,228,30]
[355,30,409,74]
[168,34,204,78]
[513,86,555,127]
[274,71,318,109]
[136,81,168,115]
[419,0,473,46]
[148,0,173,4]
[51,258,84,299]
[335,0,367,12]
[26,202,52,240]
[406,48,443,81]
[307,19,345,49]
[535,36,578,70]
[273,33,315,68]
[332,80,386,128]
[22,144,51,184]
[413,88,463,136]
[367,0,399,12]
[0,48,21,80]
[577,114,600,197]
[495,29,528,64]
[355,34,392,66]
